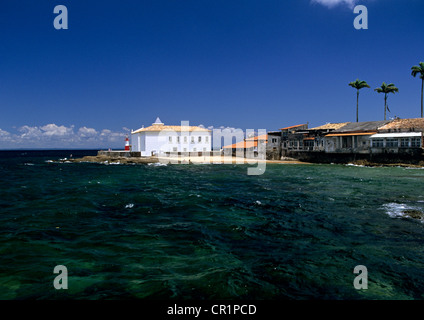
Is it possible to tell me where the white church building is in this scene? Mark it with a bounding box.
[131,117,212,156]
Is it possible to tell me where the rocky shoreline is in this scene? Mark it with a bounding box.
[349,159,424,168]
[57,155,424,168]
[61,155,159,164]
[61,155,306,165]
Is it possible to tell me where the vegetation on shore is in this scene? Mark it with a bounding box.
[348,79,370,122]
[349,60,423,120]
[411,62,424,118]
[374,82,399,121]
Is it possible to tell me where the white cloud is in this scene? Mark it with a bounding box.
[19,125,43,140]
[78,127,98,137]
[0,129,12,142]
[0,124,126,149]
[0,129,10,136]
[40,124,74,137]
[311,0,358,9]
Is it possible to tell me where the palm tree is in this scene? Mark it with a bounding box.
[349,79,370,122]
[411,62,424,118]
[374,82,399,120]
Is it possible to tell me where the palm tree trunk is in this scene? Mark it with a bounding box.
[384,94,387,121]
[356,90,359,122]
[421,78,423,118]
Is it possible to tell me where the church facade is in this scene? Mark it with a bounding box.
[131,117,212,156]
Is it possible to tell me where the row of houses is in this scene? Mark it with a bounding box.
[128,116,423,162]
[265,118,424,161]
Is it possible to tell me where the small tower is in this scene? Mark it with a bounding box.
[153,117,164,126]
[124,135,130,151]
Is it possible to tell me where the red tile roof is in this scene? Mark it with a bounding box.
[222,140,257,149]
[245,134,268,141]
[223,135,268,149]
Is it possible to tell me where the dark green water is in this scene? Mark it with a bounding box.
[1,150,424,300]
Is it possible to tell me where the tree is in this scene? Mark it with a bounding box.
[374,82,399,121]
[411,62,424,118]
[349,79,370,122]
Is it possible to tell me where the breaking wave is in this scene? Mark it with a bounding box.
[382,202,424,221]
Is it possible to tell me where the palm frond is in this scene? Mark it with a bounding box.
[411,63,424,77]
[349,79,370,89]
[375,82,398,94]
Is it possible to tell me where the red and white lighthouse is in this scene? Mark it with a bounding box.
[124,135,130,151]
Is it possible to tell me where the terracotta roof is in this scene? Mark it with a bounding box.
[223,134,268,149]
[378,118,424,131]
[280,124,307,130]
[309,122,350,131]
[132,124,210,134]
[245,134,268,141]
[222,140,257,149]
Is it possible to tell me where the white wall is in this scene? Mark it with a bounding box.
[131,130,211,156]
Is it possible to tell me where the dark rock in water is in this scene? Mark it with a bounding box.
[403,209,424,220]
[65,155,159,164]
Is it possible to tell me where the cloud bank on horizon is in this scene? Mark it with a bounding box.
[0,124,128,149]
[311,0,360,8]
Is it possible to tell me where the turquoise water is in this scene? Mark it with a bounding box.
[1,150,424,300]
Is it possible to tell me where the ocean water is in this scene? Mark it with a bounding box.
[1,150,424,300]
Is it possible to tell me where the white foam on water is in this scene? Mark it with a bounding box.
[148,163,167,166]
[382,203,424,221]
[382,203,410,218]
[345,163,369,168]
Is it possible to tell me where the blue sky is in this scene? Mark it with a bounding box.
[0,0,423,148]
